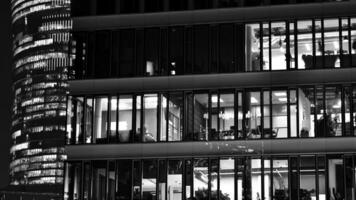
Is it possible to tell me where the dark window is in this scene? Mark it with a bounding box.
[111,31,120,77]
[71,0,91,16]
[72,33,88,79]
[92,161,107,200]
[270,0,286,5]
[120,0,140,14]
[144,0,164,12]
[185,27,194,74]
[244,0,263,6]
[94,31,111,78]
[169,27,184,75]
[218,0,239,8]
[169,0,189,11]
[119,29,135,77]
[193,26,210,74]
[144,28,160,76]
[193,0,214,9]
[97,0,115,15]
[219,24,235,73]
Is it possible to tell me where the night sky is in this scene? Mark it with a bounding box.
[0,0,13,188]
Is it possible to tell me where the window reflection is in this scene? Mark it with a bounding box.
[142,160,157,200]
[271,22,287,70]
[251,159,262,200]
[85,98,93,144]
[219,93,235,140]
[245,23,261,71]
[328,157,344,200]
[300,157,316,200]
[93,161,107,200]
[272,159,289,200]
[109,97,117,143]
[194,159,208,199]
[324,19,341,68]
[117,160,132,200]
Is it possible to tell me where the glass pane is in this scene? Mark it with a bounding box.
[219,24,235,73]
[75,97,84,144]
[211,159,218,200]
[108,161,116,200]
[328,158,344,200]
[316,87,325,137]
[94,97,108,143]
[262,23,270,71]
[353,87,356,136]
[93,161,107,200]
[263,91,271,139]
[194,159,208,199]
[246,91,261,139]
[315,20,323,64]
[344,156,353,200]
[193,26,209,74]
[143,94,158,142]
[317,157,326,200]
[272,159,289,200]
[169,27,184,75]
[133,161,141,200]
[264,158,272,200]
[271,22,287,70]
[143,160,157,200]
[109,97,117,143]
[84,98,93,143]
[297,20,313,69]
[299,88,315,138]
[193,94,209,141]
[245,23,261,71]
[272,90,288,138]
[289,22,296,69]
[300,156,316,200]
[117,160,132,200]
[290,90,298,137]
[325,87,342,136]
[135,96,142,142]
[290,157,298,200]
[145,29,160,76]
[119,95,133,143]
[324,19,340,68]
[168,160,183,200]
[219,93,235,140]
[161,94,168,142]
[158,160,167,200]
[344,87,352,136]
[236,158,244,200]
[185,160,192,199]
[251,159,262,200]
[341,18,351,67]
[220,158,235,200]
[237,92,243,139]
[351,18,356,67]
[168,93,183,141]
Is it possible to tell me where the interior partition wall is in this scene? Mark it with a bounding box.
[64,154,356,200]
[66,85,356,145]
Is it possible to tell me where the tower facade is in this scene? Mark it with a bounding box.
[65,1,356,200]
[7,0,71,196]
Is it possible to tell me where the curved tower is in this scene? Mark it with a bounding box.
[9,0,71,192]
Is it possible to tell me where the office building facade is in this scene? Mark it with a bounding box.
[4,0,71,198]
[65,0,356,200]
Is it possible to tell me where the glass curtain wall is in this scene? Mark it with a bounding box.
[67,85,356,144]
[65,155,356,200]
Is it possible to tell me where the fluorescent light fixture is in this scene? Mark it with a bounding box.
[212,96,224,103]
[274,92,287,97]
[278,97,288,102]
[251,97,258,104]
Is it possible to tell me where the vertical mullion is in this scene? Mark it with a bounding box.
[208,92,212,141]
[242,90,247,139]
[269,89,273,136]
[116,95,119,142]
[315,156,319,200]
[208,158,211,200]
[261,90,264,138]
[342,87,346,136]
[217,92,221,140]
[261,157,265,200]
[325,156,330,200]
[294,21,298,69]
[312,19,316,69]
[270,157,274,200]
[296,89,300,138]
[287,89,291,138]
[166,93,169,142]
[157,93,162,142]
[141,95,144,143]
[259,22,263,71]
[286,21,290,70]
[348,18,352,68]
[313,87,318,137]
[234,90,238,140]
[107,96,111,143]
[234,157,238,200]
[191,158,194,200]
[106,161,109,200]
[339,18,344,68]
[217,158,220,200]
[81,161,85,200]
[269,22,272,71]
[132,95,137,143]
[288,157,291,200]
[82,97,86,144]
